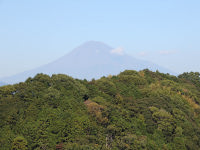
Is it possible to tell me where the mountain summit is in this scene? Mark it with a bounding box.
[1,41,173,84]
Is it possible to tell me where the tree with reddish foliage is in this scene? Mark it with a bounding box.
[56,143,64,150]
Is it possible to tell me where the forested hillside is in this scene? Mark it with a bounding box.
[0,70,200,150]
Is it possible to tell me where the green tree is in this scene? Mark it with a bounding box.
[12,136,28,150]
[150,107,176,141]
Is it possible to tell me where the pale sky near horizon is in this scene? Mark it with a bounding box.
[0,0,200,78]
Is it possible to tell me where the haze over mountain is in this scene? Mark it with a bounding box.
[1,41,174,84]
[0,81,6,86]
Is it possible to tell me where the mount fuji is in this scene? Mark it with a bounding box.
[1,41,174,84]
[0,81,7,86]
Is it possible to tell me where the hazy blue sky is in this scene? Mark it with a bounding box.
[0,0,200,78]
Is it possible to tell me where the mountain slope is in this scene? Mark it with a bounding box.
[1,41,174,84]
[0,70,200,149]
[0,81,6,86]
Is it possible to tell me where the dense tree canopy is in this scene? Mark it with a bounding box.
[0,70,200,149]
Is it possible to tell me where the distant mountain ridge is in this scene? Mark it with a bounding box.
[0,41,174,84]
[0,81,7,86]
